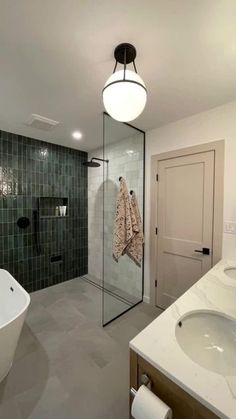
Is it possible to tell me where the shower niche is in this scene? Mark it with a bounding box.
[38,197,68,218]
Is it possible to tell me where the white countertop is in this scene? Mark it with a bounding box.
[130,260,236,419]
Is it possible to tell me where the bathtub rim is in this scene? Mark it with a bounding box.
[0,269,31,331]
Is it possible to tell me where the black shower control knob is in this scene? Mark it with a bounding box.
[17,217,30,229]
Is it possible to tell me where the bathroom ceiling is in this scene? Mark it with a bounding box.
[0,0,236,151]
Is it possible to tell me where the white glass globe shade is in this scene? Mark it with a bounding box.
[103,69,147,122]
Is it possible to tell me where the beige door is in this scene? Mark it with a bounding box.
[156,151,214,309]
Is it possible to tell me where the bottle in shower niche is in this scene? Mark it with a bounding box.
[62,206,67,216]
[59,206,66,216]
[55,206,59,216]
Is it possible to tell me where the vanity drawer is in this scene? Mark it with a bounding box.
[130,350,220,419]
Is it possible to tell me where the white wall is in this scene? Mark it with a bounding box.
[145,101,236,300]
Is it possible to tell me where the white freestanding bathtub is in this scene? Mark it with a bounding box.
[0,269,30,382]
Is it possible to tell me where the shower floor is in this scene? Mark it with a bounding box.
[83,273,142,307]
[0,278,161,419]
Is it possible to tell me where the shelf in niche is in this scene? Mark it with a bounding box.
[40,215,69,219]
[38,197,69,218]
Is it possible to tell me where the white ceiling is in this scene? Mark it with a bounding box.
[0,0,236,151]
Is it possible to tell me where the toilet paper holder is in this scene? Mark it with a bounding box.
[130,373,151,397]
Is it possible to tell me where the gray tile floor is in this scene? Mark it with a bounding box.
[0,278,162,419]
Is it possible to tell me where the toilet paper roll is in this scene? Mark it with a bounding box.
[131,385,172,419]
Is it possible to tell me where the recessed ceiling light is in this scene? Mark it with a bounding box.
[72,131,82,140]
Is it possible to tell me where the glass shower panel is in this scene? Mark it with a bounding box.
[102,113,145,326]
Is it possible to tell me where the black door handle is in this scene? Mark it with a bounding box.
[194,247,210,255]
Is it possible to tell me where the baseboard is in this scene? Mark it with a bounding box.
[143,295,150,304]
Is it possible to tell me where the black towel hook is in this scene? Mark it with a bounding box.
[130,190,133,195]
[119,176,122,181]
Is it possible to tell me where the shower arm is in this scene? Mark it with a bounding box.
[91,157,109,164]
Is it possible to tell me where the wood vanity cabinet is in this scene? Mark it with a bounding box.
[130,350,220,419]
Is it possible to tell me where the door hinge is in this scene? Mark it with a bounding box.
[156,174,159,181]
[155,227,158,235]
[155,280,157,287]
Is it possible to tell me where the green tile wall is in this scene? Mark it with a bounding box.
[0,130,88,292]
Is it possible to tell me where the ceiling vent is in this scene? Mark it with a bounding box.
[25,114,60,131]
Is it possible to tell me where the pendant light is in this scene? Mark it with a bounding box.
[103,43,147,122]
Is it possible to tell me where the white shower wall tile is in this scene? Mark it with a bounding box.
[88,134,144,302]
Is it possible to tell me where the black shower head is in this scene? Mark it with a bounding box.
[83,160,100,168]
[83,157,109,168]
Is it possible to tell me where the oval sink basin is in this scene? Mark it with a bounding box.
[176,311,236,375]
[224,267,236,280]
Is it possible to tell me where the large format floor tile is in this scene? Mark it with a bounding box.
[0,277,162,419]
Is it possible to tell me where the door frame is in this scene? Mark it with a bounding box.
[149,140,225,306]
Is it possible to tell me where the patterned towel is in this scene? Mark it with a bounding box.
[112,178,138,262]
[126,192,144,267]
